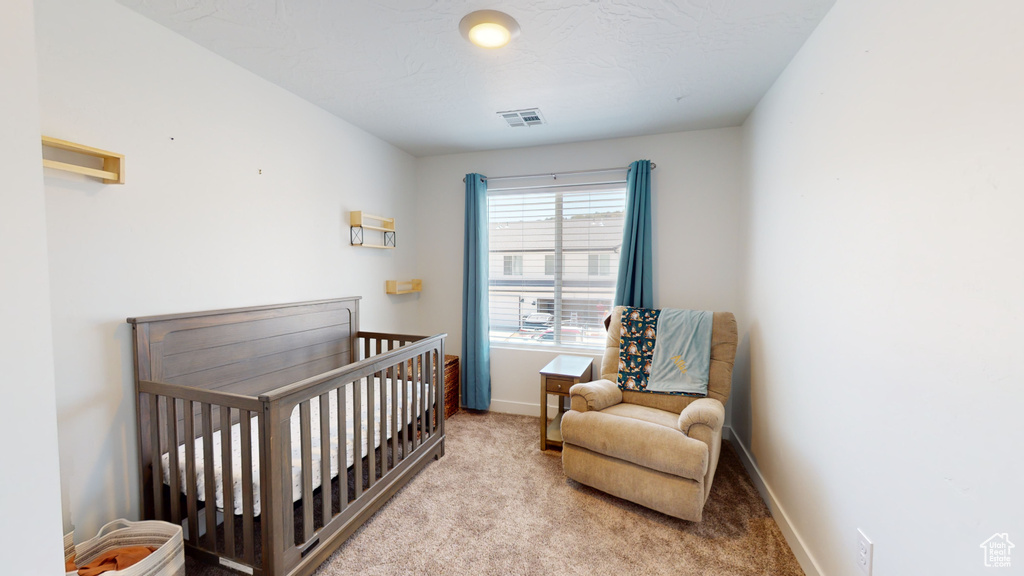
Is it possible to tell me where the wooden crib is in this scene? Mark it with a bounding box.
[128,297,446,576]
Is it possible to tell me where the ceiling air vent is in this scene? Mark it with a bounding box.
[498,108,545,128]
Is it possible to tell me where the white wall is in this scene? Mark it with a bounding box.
[738,0,1024,574]
[415,129,743,416]
[34,0,421,538]
[0,0,65,571]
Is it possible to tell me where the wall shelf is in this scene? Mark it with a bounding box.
[386,279,422,295]
[350,211,396,248]
[41,136,124,184]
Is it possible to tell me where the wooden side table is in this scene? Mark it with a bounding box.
[540,355,593,450]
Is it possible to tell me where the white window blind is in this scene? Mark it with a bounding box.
[488,183,626,349]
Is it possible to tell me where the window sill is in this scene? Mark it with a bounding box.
[489,342,603,356]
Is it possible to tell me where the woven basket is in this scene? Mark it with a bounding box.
[65,519,184,576]
[443,354,460,419]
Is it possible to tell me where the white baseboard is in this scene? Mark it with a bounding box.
[487,398,541,416]
[723,426,823,576]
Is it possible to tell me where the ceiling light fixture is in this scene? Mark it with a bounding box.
[459,10,520,49]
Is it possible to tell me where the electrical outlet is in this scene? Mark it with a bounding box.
[857,528,873,575]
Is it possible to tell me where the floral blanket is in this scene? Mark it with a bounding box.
[616,306,712,397]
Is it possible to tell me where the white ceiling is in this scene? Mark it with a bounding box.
[118,0,835,157]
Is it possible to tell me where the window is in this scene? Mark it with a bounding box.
[488,183,626,349]
[588,254,612,276]
[503,255,523,276]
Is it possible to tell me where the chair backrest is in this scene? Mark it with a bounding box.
[600,306,738,413]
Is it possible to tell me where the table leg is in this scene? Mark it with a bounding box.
[540,380,548,450]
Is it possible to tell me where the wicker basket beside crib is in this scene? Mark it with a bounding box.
[443,355,460,419]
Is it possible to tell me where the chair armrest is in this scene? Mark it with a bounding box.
[677,398,725,436]
[677,398,726,502]
[568,379,622,412]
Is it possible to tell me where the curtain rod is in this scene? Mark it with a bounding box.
[487,179,628,194]
[462,163,656,183]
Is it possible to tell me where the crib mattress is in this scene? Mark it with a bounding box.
[161,376,429,516]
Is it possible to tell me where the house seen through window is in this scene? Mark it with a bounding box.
[488,183,626,349]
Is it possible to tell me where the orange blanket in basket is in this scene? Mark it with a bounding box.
[65,546,157,576]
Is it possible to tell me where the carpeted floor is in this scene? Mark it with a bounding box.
[187,411,803,576]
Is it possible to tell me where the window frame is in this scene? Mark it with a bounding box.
[486,182,626,351]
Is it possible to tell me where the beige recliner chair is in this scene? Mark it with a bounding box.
[561,307,738,521]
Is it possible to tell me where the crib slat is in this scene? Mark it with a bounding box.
[420,353,428,440]
[405,359,413,457]
[420,354,427,443]
[378,368,386,477]
[220,406,235,557]
[422,353,430,440]
[374,337,383,478]
[150,395,163,521]
[422,354,430,439]
[183,401,199,546]
[381,365,388,474]
[201,403,218,551]
[366,374,376,488]
[385,340,394,471]
[421,354,428,446]
[395,358,403,457]
[319,392,331,528]
[390,361,398,469]
[412,356,420,450]
[239,410,255,564]
[432,350,439,435]
[337,383,348,513]
[408,361,415,458]
[353,377,362,500]
[299,401,314,543]
[166,397,181,526]
[403,358,411,457]
[434,350,440,434]
[397,361,405,461]
[426,351,435,437]
[363,337,370,361]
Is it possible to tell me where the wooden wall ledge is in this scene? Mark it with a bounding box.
[41,136,125,184]
[386,279,422,295]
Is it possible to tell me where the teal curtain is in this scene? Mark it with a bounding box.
[614,160,654,308]
[461,173,490,410]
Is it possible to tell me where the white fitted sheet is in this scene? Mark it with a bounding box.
[161,376,430,516]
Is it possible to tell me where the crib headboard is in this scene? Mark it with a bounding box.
[128,297,361,397]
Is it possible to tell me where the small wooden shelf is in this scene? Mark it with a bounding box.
[41,136,124,184]
[386,279,422,295]
[351,212,394,230]
[350,211,396,248]
[546,412,564,444]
